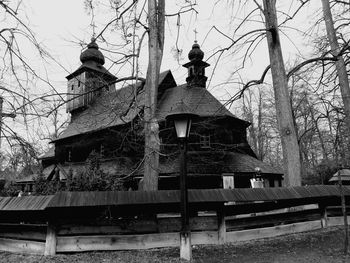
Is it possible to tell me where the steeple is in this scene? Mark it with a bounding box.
[65,39,116,114]
[182,41,210,88]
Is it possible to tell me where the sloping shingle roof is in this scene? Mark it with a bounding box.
[0,195,54,211]
[54,83,143,141]
[54,71,174,142]
[156,84,242,121]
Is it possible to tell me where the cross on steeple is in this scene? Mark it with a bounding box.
[91,21,97,40]
[193,28,198,42]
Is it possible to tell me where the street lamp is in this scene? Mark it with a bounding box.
[166,101,197,261]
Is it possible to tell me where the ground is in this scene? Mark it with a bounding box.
[0,227,349,262]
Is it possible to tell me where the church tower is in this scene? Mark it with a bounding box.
[66,39,116,114]
[182,41,210,88]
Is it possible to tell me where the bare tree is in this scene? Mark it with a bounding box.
[321,0,350,149]
[260,0,301,186]
[143,0,165,190]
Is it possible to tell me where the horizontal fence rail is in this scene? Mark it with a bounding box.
[0,186,349,255]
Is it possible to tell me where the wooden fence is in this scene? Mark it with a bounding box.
[1,186,350,255]
[0,204,348,255]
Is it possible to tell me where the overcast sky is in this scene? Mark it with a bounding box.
[21,1,321,99]
[1,0,323,153]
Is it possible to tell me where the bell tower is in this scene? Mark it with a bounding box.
[182,41,210,88]
[66,39,116,114]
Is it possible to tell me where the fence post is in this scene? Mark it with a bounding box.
[44,222,57,256]
[217,205,226,244]
[320,205,328,228]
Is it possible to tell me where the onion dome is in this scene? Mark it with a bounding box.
[80,39,105,65]
[188,41,204,61]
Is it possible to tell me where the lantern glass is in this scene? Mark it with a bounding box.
[174,117,192,139]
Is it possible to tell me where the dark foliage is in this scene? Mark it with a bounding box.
[0,182,19,197]
[302,159,338,185]
[33,151,124,195]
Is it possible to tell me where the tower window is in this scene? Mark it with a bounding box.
[189,66,194,76]
[78,80,81,87]
[71,85,74,91]
[200,135,211,148]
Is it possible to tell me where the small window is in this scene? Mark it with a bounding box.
[67,148,72,162]
[100,144,105,157]
[189,66,194,76]
[200,135,211,148]
[78,80,81,87]
[71,84,74,91]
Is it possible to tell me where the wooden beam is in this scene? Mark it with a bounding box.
[0,237,44,255]
[56,230,220,253]
[327,216,350,227]
[56,232,179,252]
[226,220,322,243]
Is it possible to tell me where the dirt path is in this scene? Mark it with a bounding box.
[0,227,349,262]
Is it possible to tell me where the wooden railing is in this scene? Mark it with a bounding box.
[0,204,349,255]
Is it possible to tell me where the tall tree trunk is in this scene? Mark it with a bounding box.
[257,90,264,160]
[262,0,302,186]
[321,0,350,159]
[143,0,165,191]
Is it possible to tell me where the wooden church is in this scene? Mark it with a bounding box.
[39,39,283,190]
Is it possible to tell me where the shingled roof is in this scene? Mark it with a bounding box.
[55,70,246,142]
[54,70,175,142]
[54,82,143,141]
[156,84,244,123]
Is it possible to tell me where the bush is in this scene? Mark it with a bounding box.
[33,151,125,195]
[0,182,19,197]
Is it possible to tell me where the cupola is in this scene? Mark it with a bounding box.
[80,39,105,65]
[182,41,210,88]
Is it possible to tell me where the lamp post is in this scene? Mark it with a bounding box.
[166,102,197,261]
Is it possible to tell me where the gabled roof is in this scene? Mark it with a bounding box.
[54,70,175,142]
[156,84,247,124]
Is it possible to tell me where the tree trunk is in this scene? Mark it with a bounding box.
[262,0,302,186]
[321,0,350,138]
[143,0,165,191]
[321,0,350,168]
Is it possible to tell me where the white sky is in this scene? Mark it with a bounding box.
[3,0,324,154]
[22,1,321,95]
